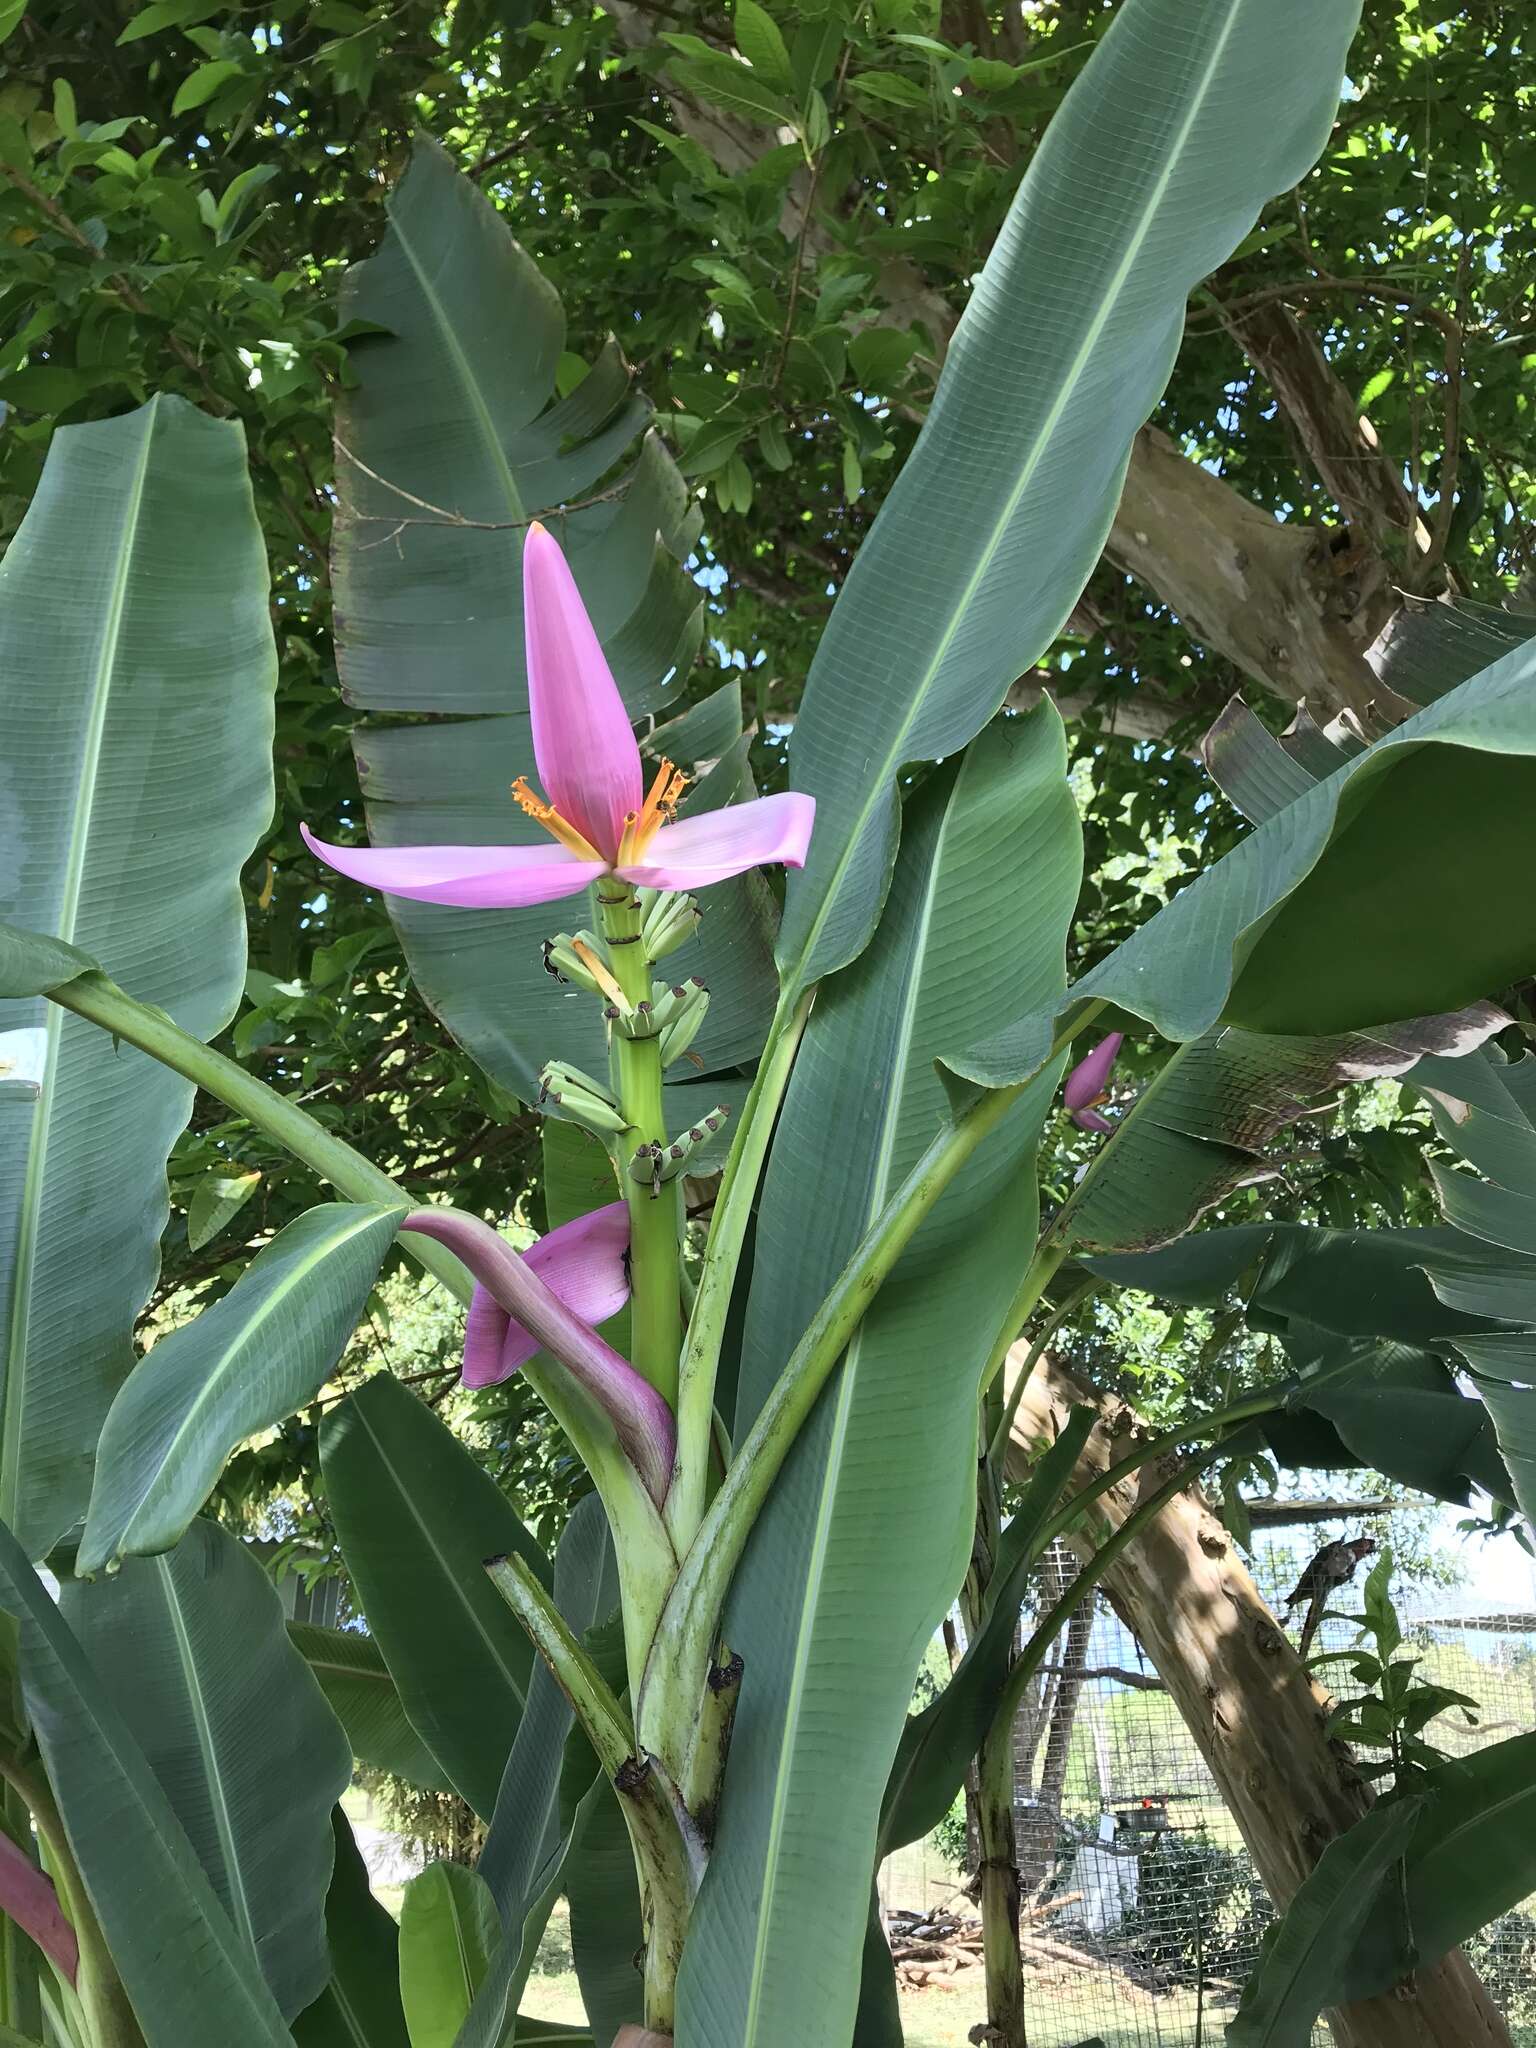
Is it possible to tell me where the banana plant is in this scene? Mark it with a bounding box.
[6,0,1536,2044]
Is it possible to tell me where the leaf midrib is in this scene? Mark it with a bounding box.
[154,1551,262,1961]
[1,401,160,1535]
[392,204,525,526]
[782,0,1242,993]
[740,778,954,2044]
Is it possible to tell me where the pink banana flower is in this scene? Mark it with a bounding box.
[401,1206,673,1504]
[1064,1032,1124,1134]
[303,523,815,906]
[458,1203,630,1391]
[0,1830,77,1986]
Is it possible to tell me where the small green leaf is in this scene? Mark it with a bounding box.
[186,1168,262,1251]
[733,0,793,88]
[668,54,797,126]
[967,56,1019,90]
[848,70,929,107]
[0,1,29,48]
[848,326,917,393]
[51,78,78,137]
[171,59,244,115]
[757,418,793,471]
[214,161,279,233]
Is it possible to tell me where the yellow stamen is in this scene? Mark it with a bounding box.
[617,759,689,866]
[570,936,629,1011]
[511,777,603,862]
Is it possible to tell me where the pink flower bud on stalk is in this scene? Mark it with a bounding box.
[0,1830,77,1985]
[402,1208,675,1506]
[303,523,815,906]
[1064,1032,1124,1134]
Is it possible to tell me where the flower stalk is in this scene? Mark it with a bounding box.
[598,884,683,1411]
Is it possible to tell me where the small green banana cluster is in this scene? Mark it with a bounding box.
[538,1060,628,1135]
[605,976,710,1066]
[542,931,608,994]
[637,887,701,961]
[627,1107,732,1195]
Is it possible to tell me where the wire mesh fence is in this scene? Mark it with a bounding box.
[878,1535,1536,2048]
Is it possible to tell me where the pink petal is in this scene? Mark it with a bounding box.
[462,1289,512,1390]
[301,824,606,908]
[1071,1107,1115,1134]
[1064,1032,1124,1112]
[0,1831,77,1985]
[617,791,817,891]
[402,1207,674,1504]
[523,523,643,863]
[463,1205,632,1388]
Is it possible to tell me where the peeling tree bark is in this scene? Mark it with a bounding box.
[1005,1348,1512,2048]
[1105,426,1393,719]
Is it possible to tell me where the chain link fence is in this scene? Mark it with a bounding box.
[879,1535,1536,2047]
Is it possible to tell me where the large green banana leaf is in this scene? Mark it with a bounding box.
[1407,1051,1536,1522]
[330,141,776,1098]
[320,1372,552,1819]
[1341,1732,1536,2001]
[953,638,1536,1092]
[775,0,1362,994]
[0,1517,292,2046]
[292,1807,410,2048]
[675,712,1079,2046]
[563,1767,644,2047]
[78,1202,403,1575]
[1063,1007,1504,1254]
[0,395,274,1558]
[400,1863,500,2048]
[1087,1042,1536,1521]
[61,1520,352,2021]
[288,1622,453,1793]
[1226,1797,1425,2048]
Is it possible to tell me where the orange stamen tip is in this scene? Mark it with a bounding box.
[510,777,602,862]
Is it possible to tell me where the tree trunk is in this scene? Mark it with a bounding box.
[1005,1348,1513,2048]
[1105,426,1391,720]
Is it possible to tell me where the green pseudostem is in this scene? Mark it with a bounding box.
[598,885,683,1411]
